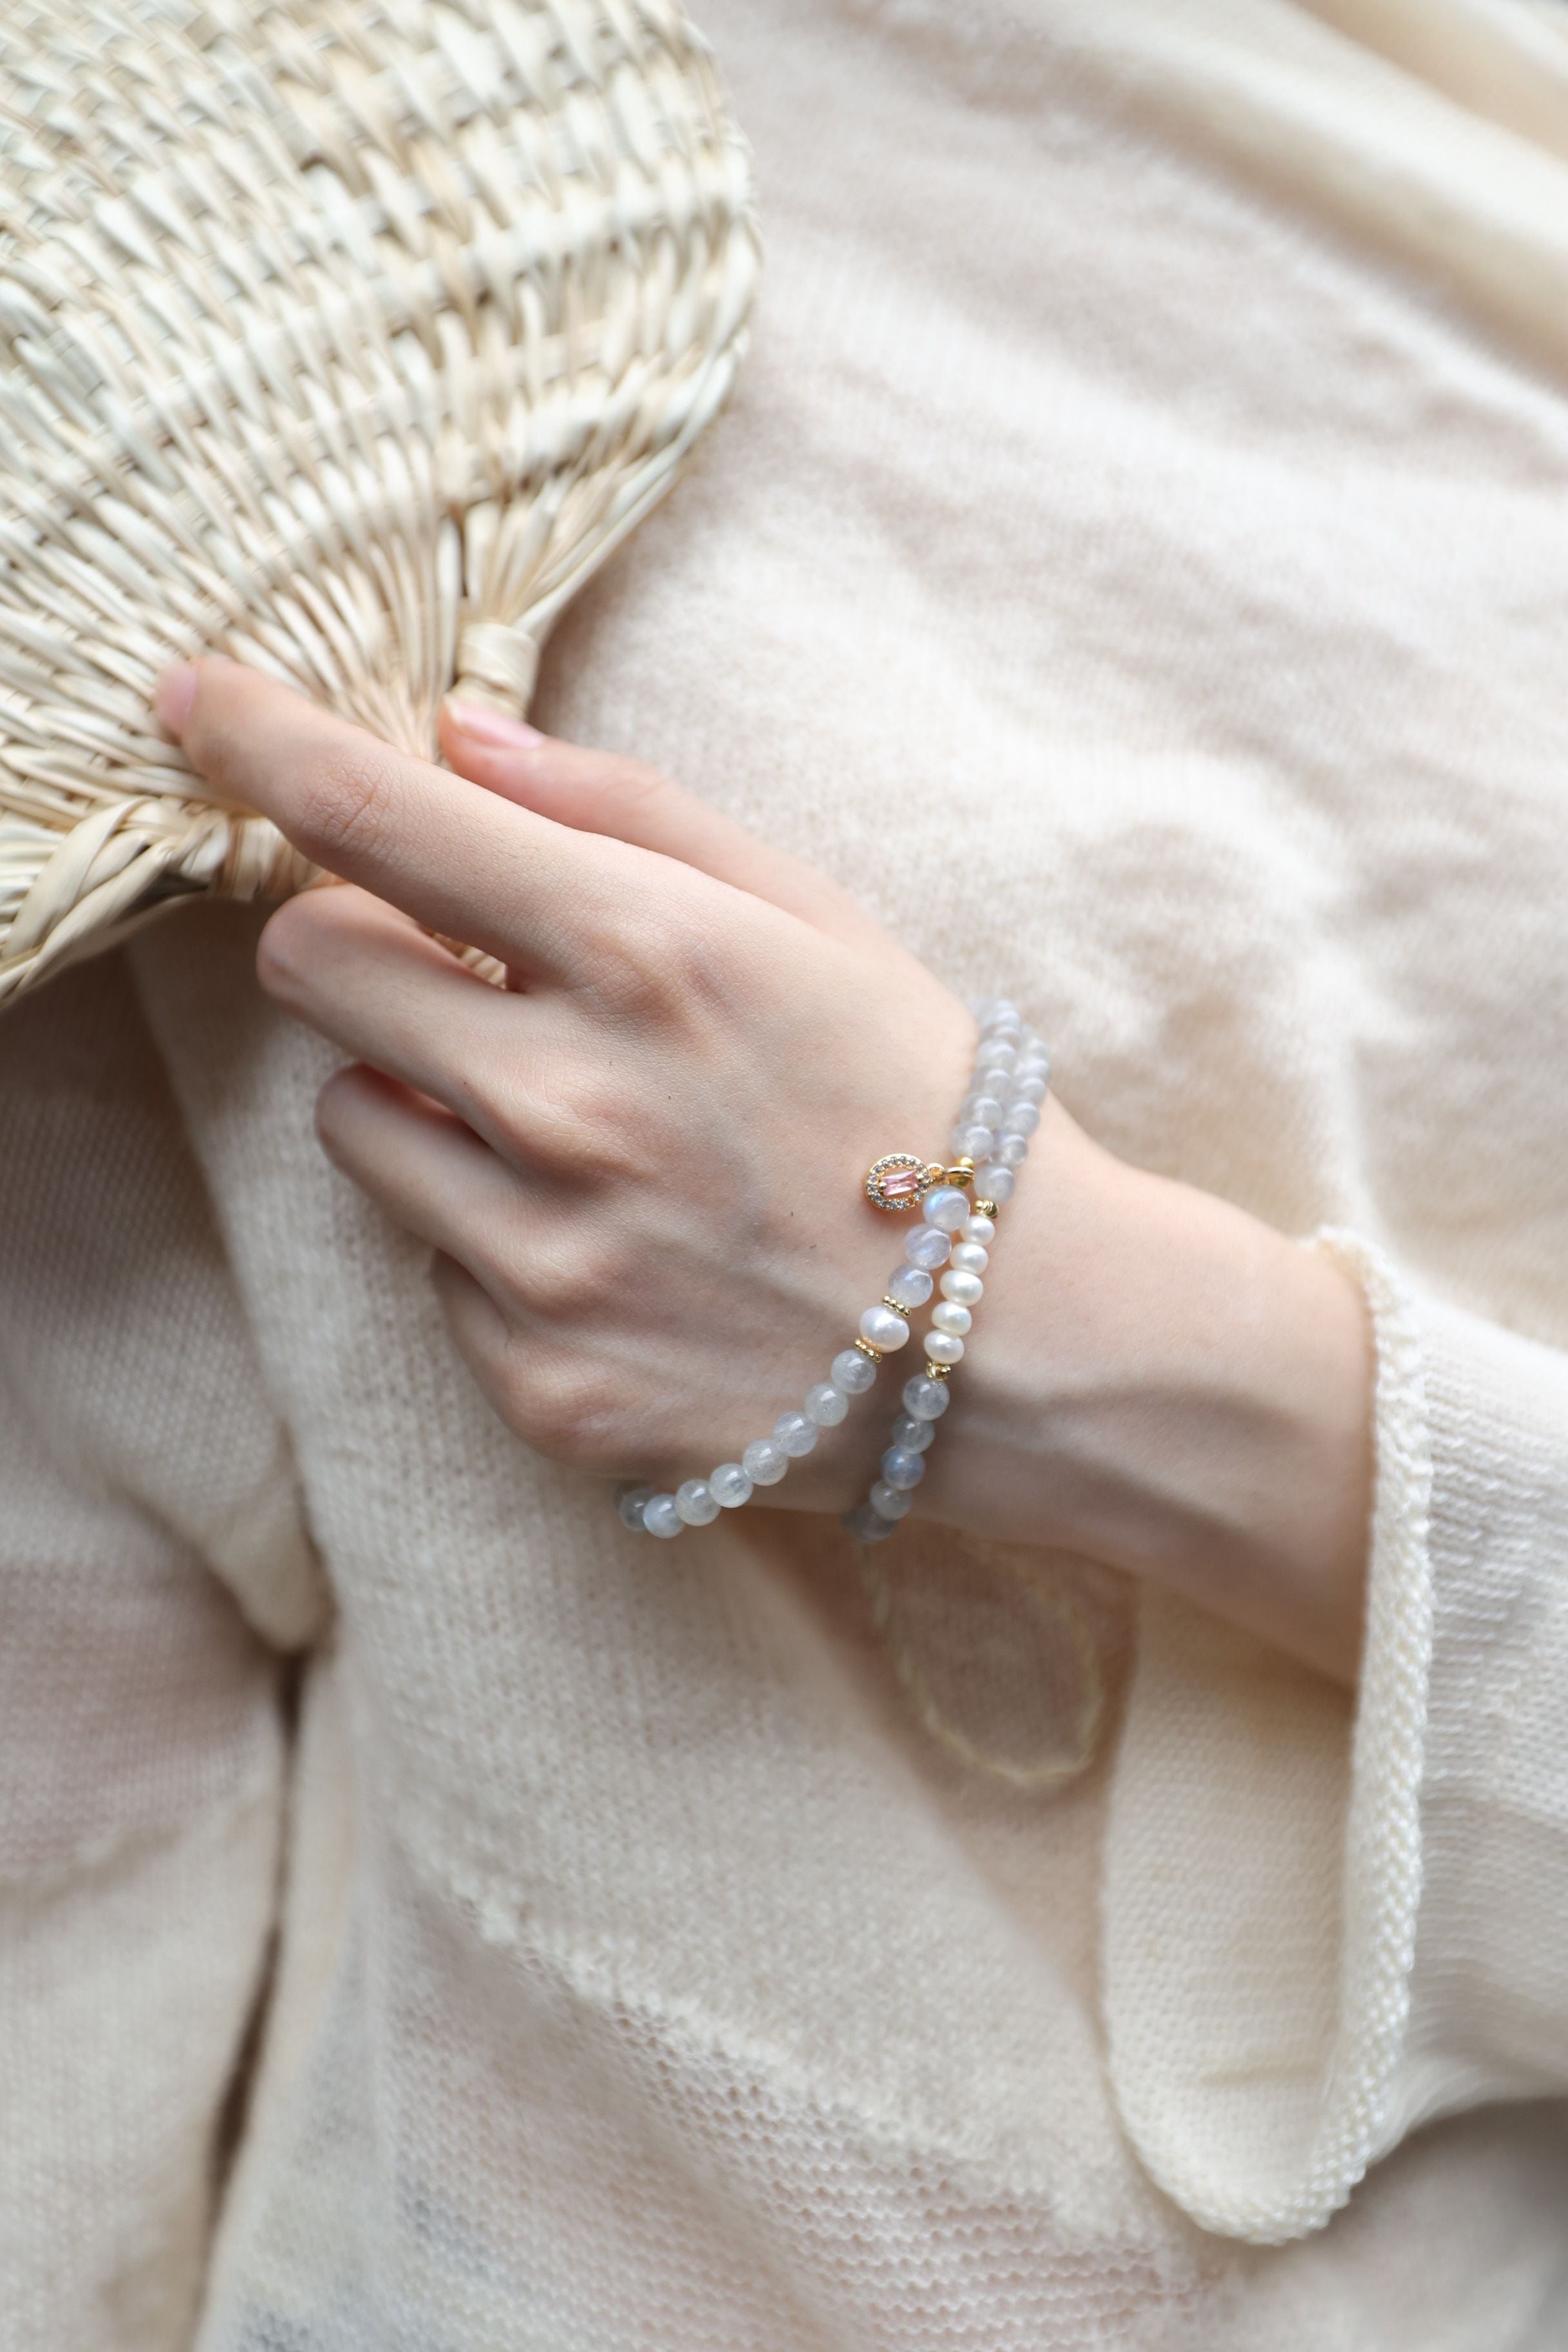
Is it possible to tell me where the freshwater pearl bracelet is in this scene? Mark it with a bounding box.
[616,997,1048,1541]
[844,997,1045,1543]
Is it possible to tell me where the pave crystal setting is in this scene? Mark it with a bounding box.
[865,1153,944,1212]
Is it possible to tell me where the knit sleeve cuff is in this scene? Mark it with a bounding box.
[1101,1230,1435,2242]
[1102,1228,1568,2241]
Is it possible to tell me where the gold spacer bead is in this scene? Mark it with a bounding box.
[880,1295,910,1318]
[945,1162,975,1189]
[974,1199,999,1220]
[923,1360,952,1382]
[854,1336,885,1364]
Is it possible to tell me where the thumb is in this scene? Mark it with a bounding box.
[437,699,883,949]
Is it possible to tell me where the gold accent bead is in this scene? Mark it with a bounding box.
[974,1198,999,1220]
[924,1360,952,1382]
[880,1295,910,1318]
[854,1336,885,1364]
[945,1162,975,1189]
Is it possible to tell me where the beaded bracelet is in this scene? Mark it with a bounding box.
[616,999,1048,1541]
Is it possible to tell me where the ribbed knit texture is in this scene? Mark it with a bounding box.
[5,0,1568,2344]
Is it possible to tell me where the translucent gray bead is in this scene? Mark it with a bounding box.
[1004,1101,1041,1135]
[977,1164,1016,1202]
[870,1480,913,1521]
[903,1224,952,1272]
[952,1124,994,1159]
[773,1409,819,1458]
[843,1503,896,1544]
[616,1484,654,1531]
[830,1346,878,1395]
[976,1066,1014,1099]
[923,1185,970,1233]
[902,1373,952,1421]
[963,1093,1006,1126]
[805,1381,849,1426]
[881,1446,926,1490]
[742,1437,789,1485]
[981,1039,1017,1072]
[1012,1075,1048,1106]
[642,1493,683,1539]
[676,1479,720,1526]
[710,1461,753,1507]
[885,1263,934,1311]
[996,1133,1028,1169]
[890,1411,934,1453]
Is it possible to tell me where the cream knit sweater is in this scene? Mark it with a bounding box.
[5,1,1568,2344]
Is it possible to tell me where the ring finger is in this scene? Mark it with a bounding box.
[315,1061,556,1309]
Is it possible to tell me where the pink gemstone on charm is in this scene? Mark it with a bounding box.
[881,1166,924,1199]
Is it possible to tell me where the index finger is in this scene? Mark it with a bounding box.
[154,658,630,983]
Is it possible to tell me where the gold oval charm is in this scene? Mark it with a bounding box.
[865,1153,933,1212]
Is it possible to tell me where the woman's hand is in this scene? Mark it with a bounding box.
[155,660,1373,1685]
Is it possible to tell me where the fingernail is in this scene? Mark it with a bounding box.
[154,661,199,736]
[444,699,543,750]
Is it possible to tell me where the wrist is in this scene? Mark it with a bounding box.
[916,1109,1374,1683]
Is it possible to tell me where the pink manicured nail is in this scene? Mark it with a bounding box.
[444,699,543,749]
[154,661,199,735]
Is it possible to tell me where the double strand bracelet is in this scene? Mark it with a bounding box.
[616,999,1048,1542]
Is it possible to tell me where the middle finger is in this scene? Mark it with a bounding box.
[260,884,544,1154]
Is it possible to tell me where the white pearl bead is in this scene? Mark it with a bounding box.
[742,1437,789,1485]
[676,1479,720,1525]
[804,1381,848,1426]
[961,1213,995,1246]
[903,1224,952,1271]
[831,1347,878,1395]
[940,1268,983,1306]
[885,1264,933,1310]
[859,1304,911,1352]
[902,1374,951,1420]
[924,1330,965,1365]
[931,1300,972,1337]
[709,1461,753,1507]
[977,1164,1015,1202]
[948,1241,988,1275]
[923,1186,970,1233]
[642,1493,683,1538]
[773,1409,819,1456]
[869,1480,912,1521]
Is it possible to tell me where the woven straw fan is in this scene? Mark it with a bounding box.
[0,0,757,1001]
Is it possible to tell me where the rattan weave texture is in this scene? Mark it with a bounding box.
[0,0,757,999]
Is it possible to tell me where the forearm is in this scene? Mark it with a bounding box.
[916,1106,1375,1685]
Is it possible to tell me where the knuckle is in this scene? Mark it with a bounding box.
[293,743,398,871]
[591,754,676,828]
[588,897,735,1030]
[503,1349,623,1467]
[508,1230,620,1320]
